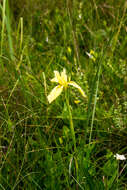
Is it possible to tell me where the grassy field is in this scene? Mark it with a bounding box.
[0,0,127,189]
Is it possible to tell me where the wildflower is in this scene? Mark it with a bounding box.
[74,100,80,104]
[86,50,98,62]
[114,153,126,160]
[67,47,72,54]
[47,68,86,103]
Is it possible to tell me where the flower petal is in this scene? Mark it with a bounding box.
[50,71,60,83]
[47,85,63,103]
[61,68,67,82]
[54,71,62,82]
[68,81,86,98]
[114,154,126,160]
[51,76,58,83]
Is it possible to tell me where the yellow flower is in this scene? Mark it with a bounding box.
[67,47,72,54]
[86,50,98,62]
[47,68,86,103]
[74,100,81,104]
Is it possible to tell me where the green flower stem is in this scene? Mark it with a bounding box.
[65,89,76,152]
[65,90,79,189]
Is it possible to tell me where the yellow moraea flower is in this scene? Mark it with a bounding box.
[74,100,81,104]
[47,68,86,103]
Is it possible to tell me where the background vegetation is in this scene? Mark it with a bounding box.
[0,0,127,189]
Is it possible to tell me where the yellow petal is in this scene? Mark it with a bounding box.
[47,85,63,103]
[50,71,60,83]
[51,76,58,83]
[68,81,86,98]
[74,100,80,104]
[61,68,67,82]
[54,71,62,83]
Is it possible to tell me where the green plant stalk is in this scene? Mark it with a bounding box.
[65,90,79,189]
[6,0,14,61]
[112,2,127,54]
[65,89,76,152]
[117,161,119,190]
[1,0,6,56]
[20,17,23,52]
[89,61,101,145]
[0,0,6,70]
[66,0,79,69]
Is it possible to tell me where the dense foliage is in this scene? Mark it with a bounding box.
[0,0,127,189]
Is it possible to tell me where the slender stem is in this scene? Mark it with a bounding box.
[65,89,79,189]
[65,89,76,152]
[20,17,23,52]
[1,0,6,56]
[89,61,101,145]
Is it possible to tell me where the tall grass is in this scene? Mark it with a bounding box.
[1,0,14,61]
[0,0,127,189]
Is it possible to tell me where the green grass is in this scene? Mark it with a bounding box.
[0,0,127,189]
